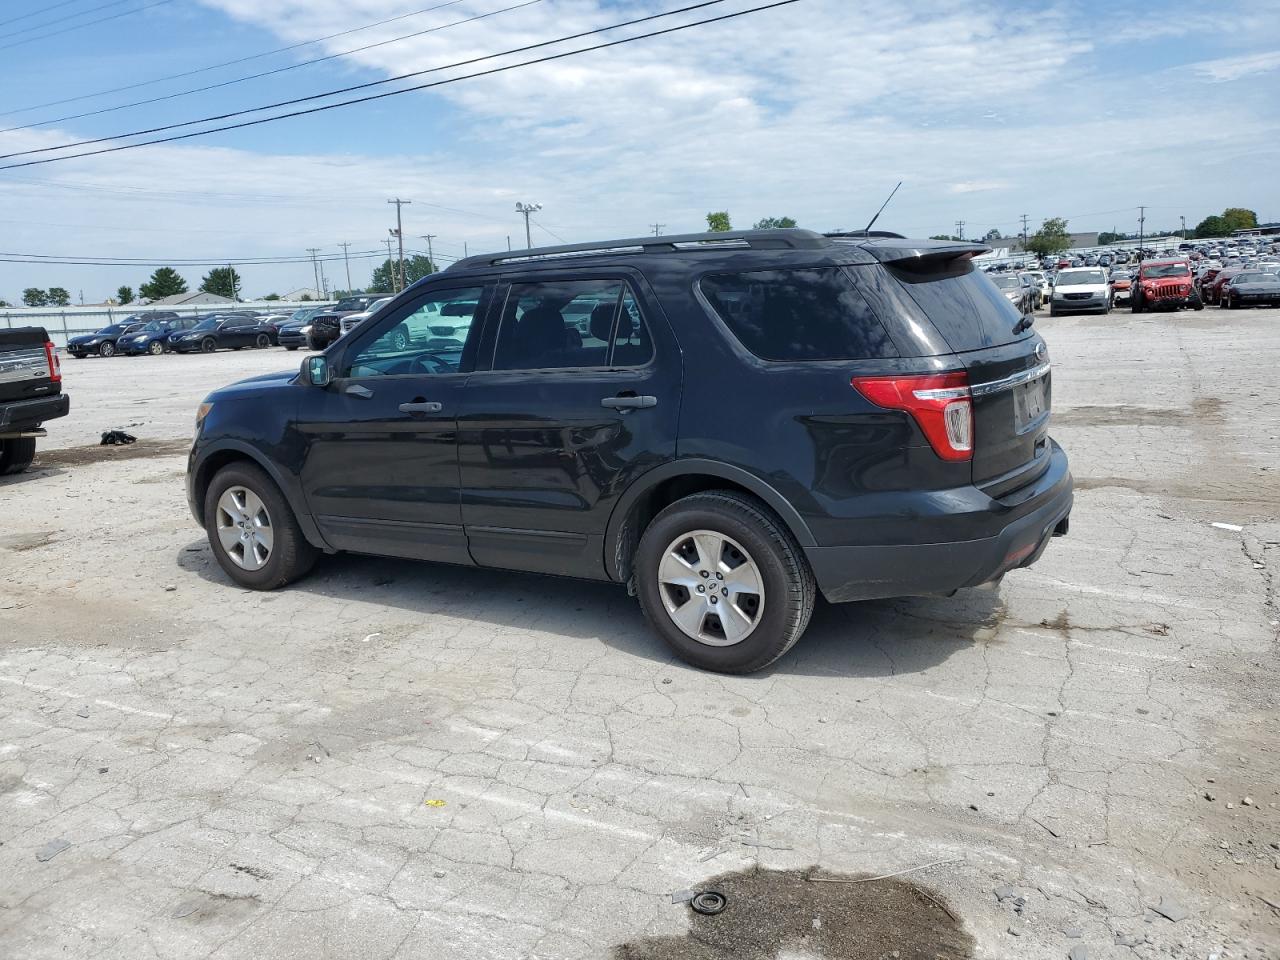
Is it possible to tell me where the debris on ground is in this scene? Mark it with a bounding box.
[1068,945,1089,960]
[35,838,70,862]
[1210,522,1243,532]
[1149,896,1190,923]
[99,430,137,445]
[689,890,728,915]
[75,705,89,718]
[670,888,696,905]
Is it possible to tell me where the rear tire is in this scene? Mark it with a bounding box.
[0,437,37,475]
[286,345,298,352]
[203,462,318,590]
[390,326,411,351]
[1132,297,1143,313]
[255,334,270,348]
[635,490,815,674]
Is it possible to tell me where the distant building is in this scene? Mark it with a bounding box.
[146,291,236,306]
[281,287,323,301]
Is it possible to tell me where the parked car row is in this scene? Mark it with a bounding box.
[65,307,334,358]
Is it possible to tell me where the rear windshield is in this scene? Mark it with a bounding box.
[886,260,1024,350]
[698,267,898,361]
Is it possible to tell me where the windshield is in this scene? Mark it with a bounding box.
[140,321,166,332]
[96,324,125,335]
[1232,272,1269,283]
[192,318,218,331]
[335,298,366,311]
[1141,263,1191,278]
[1058,270,1106,285]
[992,276,1019,289]
[289,307,319,322]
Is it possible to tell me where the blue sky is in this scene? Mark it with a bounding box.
[0,0,1277,301]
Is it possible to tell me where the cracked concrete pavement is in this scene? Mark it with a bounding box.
[1,309,1277,959]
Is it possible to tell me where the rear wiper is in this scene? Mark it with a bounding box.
[1013,313,1035,335]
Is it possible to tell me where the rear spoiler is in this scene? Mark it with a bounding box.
[855,238,991,264]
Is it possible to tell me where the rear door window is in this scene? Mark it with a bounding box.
[697,267,898,361]
[491,279,653,370]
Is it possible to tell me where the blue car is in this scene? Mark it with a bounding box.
[67,321,146,358]
[118,316,197,355]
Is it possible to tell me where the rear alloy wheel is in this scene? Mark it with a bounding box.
[204,462,317,589]
[255,333,271,348]
[148,340,164,355]
[98,340,115,357]
[0,437,37,475]
[390,326,411,351]
[636,490,815,673]
[200,337,216,353]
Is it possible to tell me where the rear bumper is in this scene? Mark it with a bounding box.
[804,443,1073,603]
[0,393,70,435]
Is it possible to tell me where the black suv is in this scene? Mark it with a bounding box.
[307,297,379,350]
[187,230,1072,673]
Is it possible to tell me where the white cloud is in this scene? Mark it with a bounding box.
[1192,49,1280,82]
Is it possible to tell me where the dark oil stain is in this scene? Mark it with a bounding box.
[0,530,58,552]
[1040,609,1071,634]
[612,866,973,959]
[1051,397,1223,428]
[34,438,191,467]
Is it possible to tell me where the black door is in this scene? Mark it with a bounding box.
[296,283,493,564]
[222,317,256,348]
[458,273,682,580]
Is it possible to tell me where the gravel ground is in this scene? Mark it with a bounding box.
[1,309,1277,959]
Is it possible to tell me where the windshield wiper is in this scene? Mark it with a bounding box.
[1013,313,1035,334]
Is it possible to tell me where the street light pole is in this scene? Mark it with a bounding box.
[515,201,542,249]
[420,234,437,274]
[387,198,412,291]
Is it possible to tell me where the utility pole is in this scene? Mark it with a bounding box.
[515,201,541,248]
[226,263,237,301]
[650,223,665,237]
[1180,215,1186,241]
[1138,206,1146,261]
[383,238,395,291]
[420,234,437,274]
[955,220,965,241]
[463,241,468,258]
[337,242,353,294]
[1020,213,1030,253]
[306,248,321,297]
[387,198,411,291]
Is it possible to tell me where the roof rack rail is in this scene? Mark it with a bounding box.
[448,228,833,270]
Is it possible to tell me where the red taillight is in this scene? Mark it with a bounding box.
[43,341,61,383]
[851,372,973,462]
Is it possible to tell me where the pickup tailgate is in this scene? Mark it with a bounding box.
[0,326,60,404]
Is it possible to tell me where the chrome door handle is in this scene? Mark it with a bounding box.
[601,395,657,410]
[399,401,442,414]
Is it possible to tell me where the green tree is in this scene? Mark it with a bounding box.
[116,285,134,305]
[1220,207,1258,233]
[1026,217,1072,258]
[0,300,10,308]
[983,228,1003,242]
[200,266,241,300]
[1194,215,1227,239]
[706,211,732,232]
[753,215,797,229]
[22,288,47,307]
[929,234,962,241]
[263,292,281,301]
[370,254,434,293]
[46,287,71,306]
[139,267,188,301]
[1097,231,1127,246]
[300,293,313,301]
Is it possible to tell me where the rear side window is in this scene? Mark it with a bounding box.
[698,267,898,361]
[887,260,1025,350]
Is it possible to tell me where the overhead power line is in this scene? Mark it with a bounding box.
[0,0,98,31]
[0,0,473,119]
[0,0,801,170]
[0,0,135,40]
[0,0,175,53]
[0,248,388,265]
[0,0,543,135]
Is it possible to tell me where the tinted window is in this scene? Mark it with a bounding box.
[886,260,1025,350]
[493,279,626,371]
[699,267,897,361]
[347,286,483,378]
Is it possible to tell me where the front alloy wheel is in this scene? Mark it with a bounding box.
[98,341,115,357]
[215,486,273,571]
[148,340,164,355]
[201,337,216,353]
[658,530,764,646]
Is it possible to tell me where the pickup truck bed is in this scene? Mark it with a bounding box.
[0,327,69,475]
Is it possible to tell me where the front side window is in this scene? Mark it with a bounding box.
[491,279,652,370]
[346,286,484,378]
[699,267,898,361]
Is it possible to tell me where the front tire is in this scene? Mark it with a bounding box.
[200,337,216,353]
[635,490,815,674]
[204,462,318,590]
[148,340,164,355]
[0,437,37,475]
[98,341,115,357]
[390,326,411,351]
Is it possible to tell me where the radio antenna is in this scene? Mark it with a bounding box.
[864,181,903,233]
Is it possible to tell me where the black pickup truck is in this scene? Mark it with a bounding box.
[0,327,69,475]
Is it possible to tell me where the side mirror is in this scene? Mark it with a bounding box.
[304,355,330,387]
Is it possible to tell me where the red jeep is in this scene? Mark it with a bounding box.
[1131,259,1203,313]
